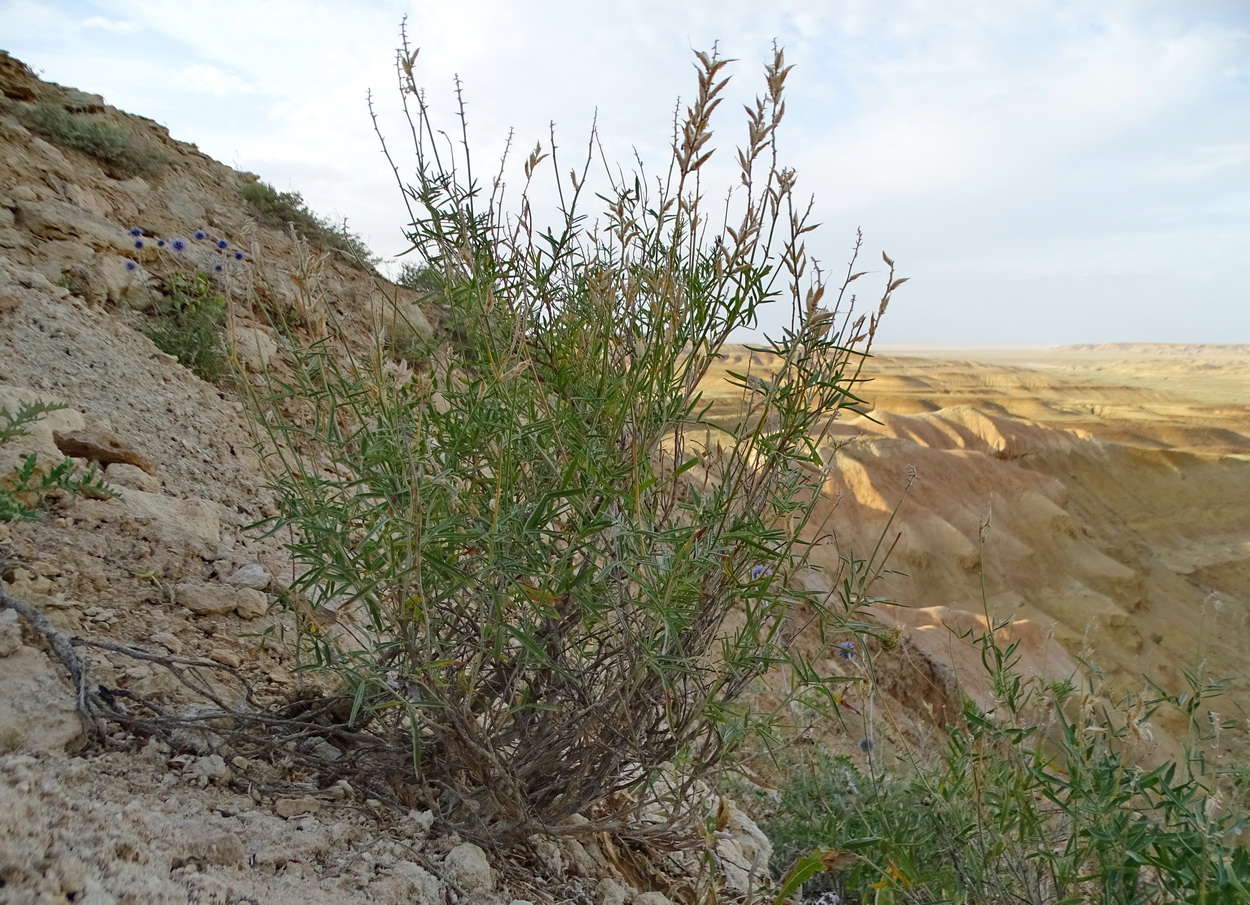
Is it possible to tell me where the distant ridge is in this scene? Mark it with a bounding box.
[1055,342,1250,357]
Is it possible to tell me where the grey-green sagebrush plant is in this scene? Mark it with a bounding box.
[254,37,904,843]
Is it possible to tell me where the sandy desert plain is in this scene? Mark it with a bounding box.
[701,342,1250,752]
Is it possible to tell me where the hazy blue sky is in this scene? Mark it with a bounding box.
[4,0,1248,344]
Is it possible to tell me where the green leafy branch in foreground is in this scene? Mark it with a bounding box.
[251,40,903,843]
[763,622,1250,904]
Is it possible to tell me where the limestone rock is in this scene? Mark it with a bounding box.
[0,608,21,656]
[597,877,629,905]
[0,646,84,753]
[168,819,245,866]
[13,199,127,250]
[387,861,442,905]
[53,428,157,474]
[188,754,232,786]
[635,893,674,905]
[83,489,221,554]
[443,842,494,894]
[274,796,321,818]
[76,253,154,309]
[230,326,278,373]
[0,386,85,466]
[714,801,773,894]
[30,238,95,285]
[175,580,265,618]
[103,462,160,493]
[225,562,270,590]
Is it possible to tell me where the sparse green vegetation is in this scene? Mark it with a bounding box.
[394,261,443,296]
[240,180,374,264]
[0,402,116,522]
[144,273,230,384]
[763,622,1250,904]
[17,101,169,178]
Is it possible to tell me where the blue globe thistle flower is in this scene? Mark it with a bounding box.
[171,238,187,252]
[216,239,228,249]
[133,239,144,249]
[125,260,138,272]
[838,641,856,660]
[129,226,142,237]
[157,240,166,248]
[194,229,207,240]
[213,264,223,273]
[750,565,772,581]
[234,250,244,261]
[857,738,874,754]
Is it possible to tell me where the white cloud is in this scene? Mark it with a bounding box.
[174,64,256,97]
[81,15,137,33]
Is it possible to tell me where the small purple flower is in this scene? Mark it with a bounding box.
[133,239,144,249]
[194,229,207,240]
[858,738,874,754]
[838,641,856,660]
[216,238,228,249]
[213,264,223,273]
[125,260,138,272]
[157,239,166,248]
[129,226,142,237]
[750,565,772,581]
[233,250,244,261]
[171,238,187,252]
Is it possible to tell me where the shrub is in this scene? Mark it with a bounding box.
[17,102,168,178]
[0,402,116,521]
[240,180,374,264]
[144,272,230,384]
[763,623,1250,904]
[251,42,903,843]
[394,261,443,296]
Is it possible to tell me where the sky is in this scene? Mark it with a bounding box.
[4,0,1249,345]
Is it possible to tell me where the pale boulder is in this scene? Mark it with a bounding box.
[14,199,127,250]
[103,462,160,493]
[0,646,84,753]
[443,842,494,894]
[175,581,266,619]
